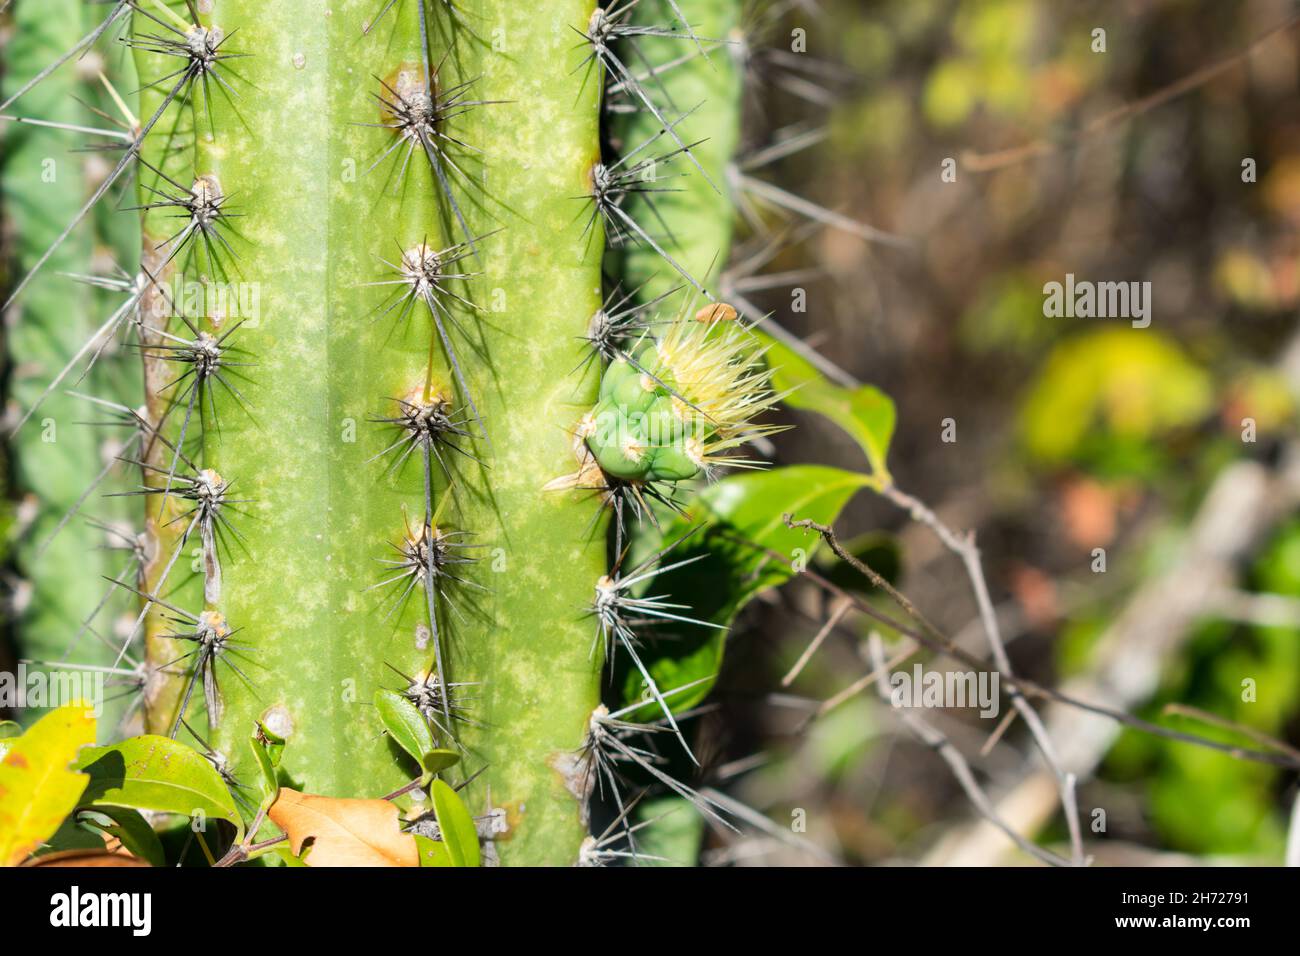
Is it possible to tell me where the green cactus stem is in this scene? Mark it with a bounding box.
[611,0,745,303]
[151,0,609,866]
[435,0,613,865]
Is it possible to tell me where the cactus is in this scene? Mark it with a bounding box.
[1,0,836,867]
[176,0,618,865]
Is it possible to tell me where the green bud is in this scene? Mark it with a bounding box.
[647,444,700,482]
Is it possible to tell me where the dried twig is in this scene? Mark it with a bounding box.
[924,448,1300,863]
[722,525,1300,769]
[962,12,1300,172]
[786,509,1086,865]
[782,595,850,686]
[865,633,1073,867]
[924,333,1300,863]
[1161,703,1300,766]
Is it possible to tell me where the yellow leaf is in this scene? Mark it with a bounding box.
[0,705,96,866]
[268,788,418,867]
[1020,329,1212,463]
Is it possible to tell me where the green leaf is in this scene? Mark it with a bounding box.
[431,780,480,867]
[81,808,165,867]
[421,749,460,776]
[0,704,96,866]
[414,834,454,867]
[76,735,243,840]
[374,690,436,769]
[619,465,872,715]
[255,720,286,767]
[1019,329,1211,469]
[33,814,107,857]
[761,333,895,480]
[273,846,309,867]
[374,691,460,781]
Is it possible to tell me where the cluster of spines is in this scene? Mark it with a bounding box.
[357,0,493,761]
[123,0,252,749]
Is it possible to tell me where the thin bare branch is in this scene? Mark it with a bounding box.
[961,12,1300,172]
[865,633,1074,867]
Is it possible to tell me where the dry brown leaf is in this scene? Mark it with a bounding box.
[268,788,418,867]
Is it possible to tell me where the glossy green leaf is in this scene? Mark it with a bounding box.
[374,690,436,770]
[620,465,872,715]
[374,691,459,780]
[34,814,106,857]
[255,720,286,767]
[76,735,243,840]
[431,780,480,868]
[422,749,460,777]
[761,333,896,480]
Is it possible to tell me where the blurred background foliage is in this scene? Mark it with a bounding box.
[700,0,1300,864]
[1,2,145,741]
